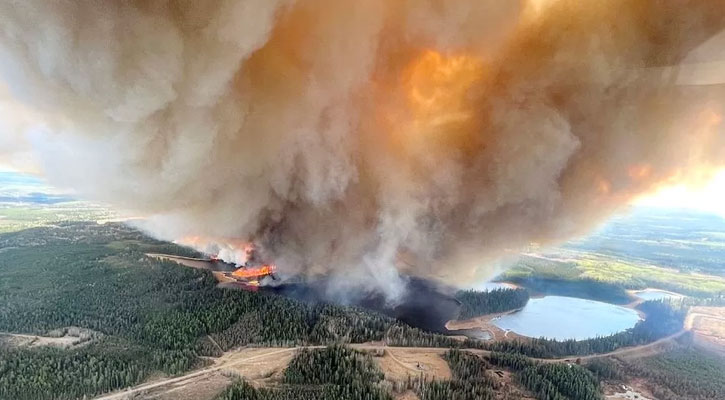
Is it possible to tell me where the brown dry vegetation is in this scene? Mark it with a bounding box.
[143,374,232,400]
[687,306,725,352]
[112,348,297,400]
[215,347,296,381]
[375,349,451,382]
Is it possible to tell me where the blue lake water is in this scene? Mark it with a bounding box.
[492,296,641,340]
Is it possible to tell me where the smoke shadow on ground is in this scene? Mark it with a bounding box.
[261,277,462,334]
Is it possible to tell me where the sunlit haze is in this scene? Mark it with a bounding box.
[637,169,725,216]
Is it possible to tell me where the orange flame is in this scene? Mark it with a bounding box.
[231,264,276,279]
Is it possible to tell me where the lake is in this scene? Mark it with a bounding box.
[492,296,641,340]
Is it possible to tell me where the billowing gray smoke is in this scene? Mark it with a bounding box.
[1,0,724,300]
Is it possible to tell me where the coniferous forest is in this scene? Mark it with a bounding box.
[620,346,725,400]
[487,352,602,400]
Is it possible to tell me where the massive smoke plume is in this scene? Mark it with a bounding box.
[1,0,724,299]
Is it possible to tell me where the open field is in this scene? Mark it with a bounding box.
[686,306,725,353]
[135,347,299,400]
[377,348,451,381]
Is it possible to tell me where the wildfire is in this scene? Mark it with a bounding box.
[231,264,276,279]
[177,235,277,282]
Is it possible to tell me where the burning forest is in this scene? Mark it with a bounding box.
[1,0,725,301]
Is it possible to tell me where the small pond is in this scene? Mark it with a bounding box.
[633,289,683,301]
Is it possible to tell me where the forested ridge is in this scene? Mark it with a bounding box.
[455,288,529,319]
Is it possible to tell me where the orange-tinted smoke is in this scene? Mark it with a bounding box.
[0,0,724,298]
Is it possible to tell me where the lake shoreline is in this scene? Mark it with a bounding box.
[447,294,646,342]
